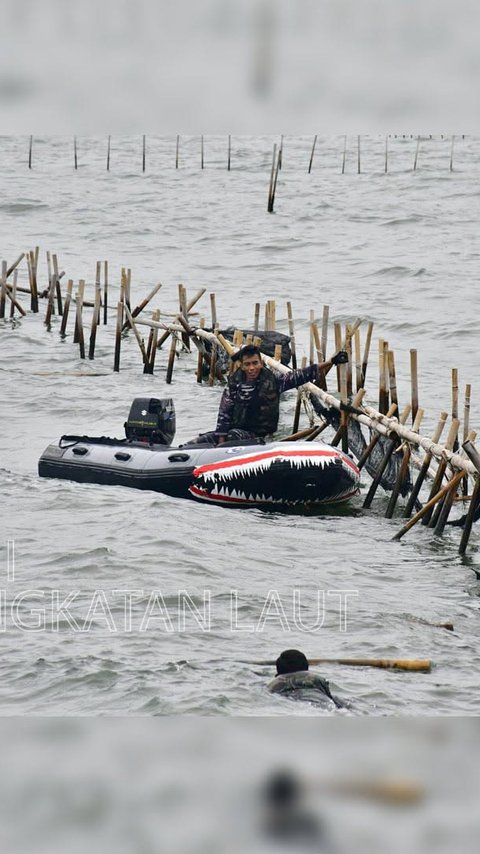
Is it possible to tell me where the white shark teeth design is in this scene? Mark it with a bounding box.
[198,453,337,483]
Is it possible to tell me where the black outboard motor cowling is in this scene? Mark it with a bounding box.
[124,398,175,445]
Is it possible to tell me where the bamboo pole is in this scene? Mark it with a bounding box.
[308,135,317,174]
[6,253,25,279]
[434,432,476,536]
[196,318,205,382]
[76,282,86,359]
[0,261,7,319]
[341,135,347,174]
[52,254,63,316]
[410,349,418,422]
[363,405,412,508]
[357,404,398,470]
[378,339,386,413]
[286,301,297,370]
[60,280,73,337]
[458,440,480,554]
[9,271,17,319]
[345,324,353,396]
[207,336,217,387]
[142,135,146,172]
[74,136,78,170]
[267,143,277,213]
[385,408,424,518]
[421,418,460,527]
[107,135,111,171]
[122,280,162,331]
[278,135,283,169]
[254,302,260,333]
[387,350,398,410]
[29,249,38,312]
[357,135,361,174]
[413,135,420,171]
[403,412,448,517]
[28,135,33,169]
[227,135,231,171]
[200,135,204,169]
[175,135,179,169]
[334,322,342,392]
[384,135,388,173]
[113,300,123,372]
[354,328,361,392]
[156,288,206,349]
[360,320,373,387]
[252,657,432,673]
[292,356,307,434]
[450,135,455,171]
[144,308,159,373]
[321,305,329,366]
[462,383,471,495]
[102,260,108,324]
[88,286,101,359]
[393,470,464,541]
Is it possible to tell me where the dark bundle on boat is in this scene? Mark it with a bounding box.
[310,395,412,496]
[200,328,291,375]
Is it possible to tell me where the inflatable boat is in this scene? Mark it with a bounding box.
[38,398,360,510]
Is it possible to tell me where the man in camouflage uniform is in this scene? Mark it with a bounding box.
[188,344,348,446]
[268,649,344,709]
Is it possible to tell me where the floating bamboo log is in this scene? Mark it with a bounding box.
[251,657,432,673]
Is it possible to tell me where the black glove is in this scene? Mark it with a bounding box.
[331,350,348,365]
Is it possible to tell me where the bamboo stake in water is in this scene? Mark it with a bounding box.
[122,280,162,331]
[357,135,361,174]
[88,287,101,359]
[384,135,388,173]
[123,304,148,367]
[200,135,204,169]
[292,357,307,433]
[385,408,424,519]
[387,350,398,410]
[307,135,317,174]
[393,469,464,542]
[227,135,231,171]
[450,135,455,171]
[60,280,73,337]
[28,135,33,169]
[142,135,146,172]
[52,254,63,316]
[413,135,420,171]
[434,431,476,535]
[103,261,108,324]
[0,261,7,319]
[341,135,347,174]
[210,293,217,329]
[146,308,159,374]
[321,305,329,364]
[267,143,277,213]
[410,349,418,422]
[113,300,123,372]
[421,418,460,527]
[254,302,260,333]
[74,136,78,170]
[459,440,480,555]
[462,383,471,495]
[278,135,283,169]
[354,328,362,392]
[196,318,205,382]
[175,135,179,169]
[360,320,373,387]
[107,135,111,170]
[9,271,17,319]
[286,301,297,370]
[363,405,412,509]
[403,411,448,517]
[76,281,86,359]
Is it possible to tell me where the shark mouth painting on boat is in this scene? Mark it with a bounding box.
[189,446,360,507]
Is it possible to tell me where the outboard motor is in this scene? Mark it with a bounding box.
[124,398,175,445]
